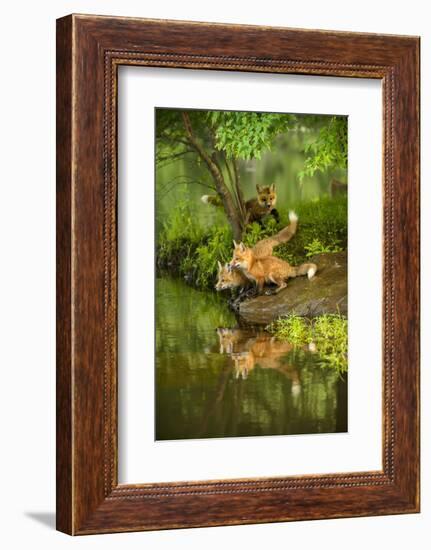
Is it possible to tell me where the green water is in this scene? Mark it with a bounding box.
[156,277,347,441]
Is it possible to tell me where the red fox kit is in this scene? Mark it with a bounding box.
[231,242,317,294]
[215,261,249,292]
[215,213,298,293]
[215,212,299,295]
[202,183,279,224]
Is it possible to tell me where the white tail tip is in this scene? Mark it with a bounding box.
[307,266,317,279]
[289,210,298,222]
[201,195,210,204]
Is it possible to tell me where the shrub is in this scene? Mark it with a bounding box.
[267,313,348,373]
[274,195,347,265]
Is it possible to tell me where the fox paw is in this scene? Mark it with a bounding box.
[264,289,275,296]
[245,289,258,298]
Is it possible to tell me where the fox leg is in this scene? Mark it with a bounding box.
[256,278,265,294]
[274,280,288,293]
[269,274,288,293]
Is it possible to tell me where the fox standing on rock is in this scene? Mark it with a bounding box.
[231,241,317,294]
[215,210,299,293]
[215,210,317,296]
[202,183,279,224]
[228,210,317,295]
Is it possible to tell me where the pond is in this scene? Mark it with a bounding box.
[156,277,347,441]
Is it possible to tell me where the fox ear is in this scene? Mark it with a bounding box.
[233,240,238,249]
[239,242,246,252]
[256,184,261,193]
[270,183,276,192]
[217,260,222,271]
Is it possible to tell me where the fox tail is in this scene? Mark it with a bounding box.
[273,210,298,244]
[291,262,317,280]
[201,194,223,207]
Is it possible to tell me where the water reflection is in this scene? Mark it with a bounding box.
[155,277,347,441]
[217,328,300,393]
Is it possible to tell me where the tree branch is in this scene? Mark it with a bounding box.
[156,150,194,165]
[231,158,246,225]
[181,111,243,240]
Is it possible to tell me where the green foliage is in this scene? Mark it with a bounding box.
[267,313,348,373]
[161,197,204,243]
[312,314,348,373]
[156,109,345,166]
[156,198,204,279]
[156,108,347,169]
[242,216,279,247]
[268,315,311,346]
[273,195,347,265]
[207,111,297,160]
[298,116,348,181]
[157,199,233,287]
[304,238,343,257]
[194,226,233,287]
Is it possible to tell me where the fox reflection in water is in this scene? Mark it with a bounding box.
[155,278,347,440]
[216,327,303,396]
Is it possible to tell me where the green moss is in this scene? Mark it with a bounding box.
[267,313,348,373]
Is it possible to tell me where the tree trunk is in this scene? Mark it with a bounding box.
[181,112,243,241]
[222,155,246,229]
[232,159,246,225]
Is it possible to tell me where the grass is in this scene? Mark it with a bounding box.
[267,313,348,373]
[272,195,347,265]
[156,194,347,289]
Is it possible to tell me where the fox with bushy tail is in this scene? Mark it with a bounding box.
[231,241,317,295]
[247,210,298,259]
[215,211,299,293]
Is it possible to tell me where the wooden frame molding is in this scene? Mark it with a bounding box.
[56,14,420,534]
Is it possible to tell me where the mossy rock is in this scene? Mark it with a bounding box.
[239,251,347,325]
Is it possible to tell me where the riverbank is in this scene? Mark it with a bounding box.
[156,195,347,289]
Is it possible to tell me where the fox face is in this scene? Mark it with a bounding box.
[216,327,239,354]
[256,183,277,211]
[231,242,253,271]
[216,327,256,355]
[215,261,245,291]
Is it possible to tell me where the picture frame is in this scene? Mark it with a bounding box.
[56,14,420,535]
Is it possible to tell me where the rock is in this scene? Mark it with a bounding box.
[238,251,347,325]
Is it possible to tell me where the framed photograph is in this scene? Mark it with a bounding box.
[56,14,420,534]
